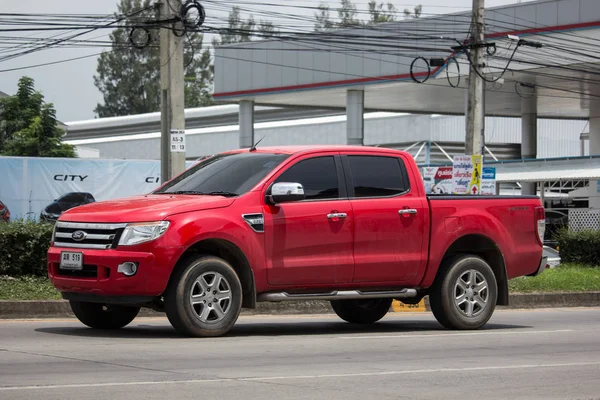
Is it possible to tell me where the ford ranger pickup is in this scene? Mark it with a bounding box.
[47,145,547,337]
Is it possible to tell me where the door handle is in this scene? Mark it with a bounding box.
[327,213,347,219]
[398,209,417,215]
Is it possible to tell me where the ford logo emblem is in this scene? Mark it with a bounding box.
[71,230,87,242]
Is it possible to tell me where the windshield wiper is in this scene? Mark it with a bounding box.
[201,191,239,197]
[158,190,239,197]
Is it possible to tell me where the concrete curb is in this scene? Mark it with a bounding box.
[1,292,599,319]
[500,292,600,309]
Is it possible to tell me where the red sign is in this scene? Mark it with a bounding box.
[435,167,453,180]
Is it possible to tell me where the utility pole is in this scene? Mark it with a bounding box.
[465,0,485,155]
[159,0,186,183]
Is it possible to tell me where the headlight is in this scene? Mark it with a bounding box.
[118,221,170,246]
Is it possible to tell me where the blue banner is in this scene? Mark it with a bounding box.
[482,167,496,180]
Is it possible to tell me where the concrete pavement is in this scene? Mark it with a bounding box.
[1,308,600,399]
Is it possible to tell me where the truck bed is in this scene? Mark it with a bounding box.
[424,194,543,286]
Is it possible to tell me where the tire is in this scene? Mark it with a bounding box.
[330,298,393,324]
[430,255,498,330]
[69,301,140,329]
[164,255,242,337]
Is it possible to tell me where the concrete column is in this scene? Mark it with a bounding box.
[589,98,600,208]
[521,95,537,196]
[239,100,255,148]
[346,90,364,146]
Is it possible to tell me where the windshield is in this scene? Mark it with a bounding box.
[153,152,290,196]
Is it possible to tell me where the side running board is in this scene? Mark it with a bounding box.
[257,289,418,302]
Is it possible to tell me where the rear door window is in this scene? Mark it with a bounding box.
[347,155,409,198]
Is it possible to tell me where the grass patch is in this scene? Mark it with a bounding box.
[509,264,600,293]
[0,275,61,300]
[0,265,599,300]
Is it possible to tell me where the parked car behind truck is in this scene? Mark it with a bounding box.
[41,192,96,223]
[47,146,547,337]
[0,201,10,222]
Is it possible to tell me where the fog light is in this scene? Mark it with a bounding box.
[117,262,138,276]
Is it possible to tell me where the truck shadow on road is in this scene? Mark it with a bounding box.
[34,318,531,339]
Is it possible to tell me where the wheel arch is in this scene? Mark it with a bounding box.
[437,234,509,306]
[166,238,256,309]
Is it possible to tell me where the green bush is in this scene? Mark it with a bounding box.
[0,220,54,276]
[556,229,600,267]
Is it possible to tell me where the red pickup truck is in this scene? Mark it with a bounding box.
[47,146,547,337]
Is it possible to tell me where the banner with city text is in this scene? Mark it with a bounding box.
[0,157,195,221]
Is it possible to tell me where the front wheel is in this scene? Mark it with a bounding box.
[429,255,498,330]
[330,298,393,324]
[69,301,140,329]
[164,255,242,337]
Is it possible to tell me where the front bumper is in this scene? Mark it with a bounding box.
[528,256,548,277]
[48,246,177,297]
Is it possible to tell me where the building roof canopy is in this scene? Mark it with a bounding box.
[213,0,600,119]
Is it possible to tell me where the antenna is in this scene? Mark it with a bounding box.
[249,136,265,152]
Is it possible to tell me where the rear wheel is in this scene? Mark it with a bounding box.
[69,301,140,329]
[430,255,498,330]
[330,298,393,324]
[164,255,242,337]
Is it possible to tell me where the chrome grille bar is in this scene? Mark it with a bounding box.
[53,242,112,250]
[54,232,116,240]
[55,221,127,230]
[53,221,125,250]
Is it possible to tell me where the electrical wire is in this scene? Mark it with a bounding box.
[0,5,155,63]
[3,1,600,107]
[0,52,104,73]
[446,56,461,88]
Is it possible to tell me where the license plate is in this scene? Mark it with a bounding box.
[60,252,83,270]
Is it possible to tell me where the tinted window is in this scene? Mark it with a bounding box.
[348,156,408,198]
[155,152,289,195]
[276,156,339,200]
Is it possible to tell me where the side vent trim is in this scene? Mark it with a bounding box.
[242,213,264,233]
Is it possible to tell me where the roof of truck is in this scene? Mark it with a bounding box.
[227,145,407,156]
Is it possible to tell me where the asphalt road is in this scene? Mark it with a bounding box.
[1,308,600,400]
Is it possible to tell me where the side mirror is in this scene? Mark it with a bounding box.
[269,182,305,204]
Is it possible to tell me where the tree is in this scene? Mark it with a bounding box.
[212,6,277,48]
[337,0,361,27]
[314,0,360,30]
[315,4,335,32]
[94,0,214,117]
[403,4,422,19]
[0,76,76,158]
[367,1,398,24]
[314,1,418,30]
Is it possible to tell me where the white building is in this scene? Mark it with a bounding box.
[65,104,588,165]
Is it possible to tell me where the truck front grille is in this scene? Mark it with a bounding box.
[53,222,127,250]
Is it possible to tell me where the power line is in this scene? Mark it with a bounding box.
[0,5,155,63]
[3,1,600,110]
[0,52,104,73]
